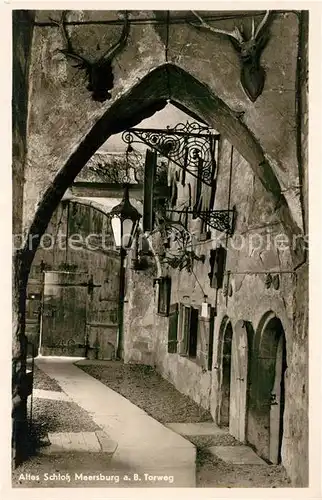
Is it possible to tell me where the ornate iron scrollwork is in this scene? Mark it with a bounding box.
[122,122,219,187]
[166,208,236,235]
[199,209,236,234]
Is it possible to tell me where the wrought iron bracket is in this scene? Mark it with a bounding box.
[122,122,220,187]
[166,207,236,235]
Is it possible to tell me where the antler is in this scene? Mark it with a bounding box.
[254,10,270,39]
[190,11,244,44]
[50,11,89,68]
[98,11,129,63]
[190,10,270,44]
[49,10,130,101]
[50,11,71,50]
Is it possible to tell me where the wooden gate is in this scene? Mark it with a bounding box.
[40,268,119,359]
[40,271,88,357]
[229,322,248,442]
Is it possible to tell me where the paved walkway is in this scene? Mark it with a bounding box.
[35,356,196,487]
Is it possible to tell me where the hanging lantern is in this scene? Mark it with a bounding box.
[110,184,141,249]
[201,295,209,318]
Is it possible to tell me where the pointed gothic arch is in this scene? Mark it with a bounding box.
[23,64,300,263]
[14,63,302,370]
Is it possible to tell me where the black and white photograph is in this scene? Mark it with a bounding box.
[5,2,320,494]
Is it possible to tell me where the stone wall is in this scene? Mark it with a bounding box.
[23,11,302,236]
[123,135,307,484]
[123,260,158,365]
[281,10,308,486]
[12,10,35,466]
[12,10,35,236]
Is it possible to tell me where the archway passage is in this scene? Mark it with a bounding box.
[249,315,287,464]
[23,63,300,265]
[219,321,233,427]
[13,62,298,467]
[16,63,303,362]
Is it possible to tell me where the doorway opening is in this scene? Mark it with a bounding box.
[188,307,199,359]
[252,314,287,464]
[219,321,233,427]
[270,329,287,464]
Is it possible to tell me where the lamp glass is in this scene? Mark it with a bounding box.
[122,218,134,249]
[111,216,122,249]
[201,302,209,318]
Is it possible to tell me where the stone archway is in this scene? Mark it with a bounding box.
[13,62,300,464]
[15,62,303,377]
[22,63,301,250]
[248,312,287,464]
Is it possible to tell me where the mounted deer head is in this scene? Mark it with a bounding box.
[190,11,271,102]
[50,11,129,102]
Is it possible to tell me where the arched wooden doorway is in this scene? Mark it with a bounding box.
[217,318,253,443]
[219,320,233,427]
[251,314,287,464]
[229,320,253,442]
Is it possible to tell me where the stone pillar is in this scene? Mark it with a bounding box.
[12,250,31,466]
[12,10,35,466]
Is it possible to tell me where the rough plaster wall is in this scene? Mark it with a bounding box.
[23,10,166,229]
[123,257,158,366]
[12,9,35,354]
[131,139,304,483]
[12,11,36,464]
[210,144,296,466]
[168,11,302,229]
[281,12,308,486]
[23,10,302,234]
[12,11,35,236]
[284,262,308,486]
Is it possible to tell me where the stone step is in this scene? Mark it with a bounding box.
[208,445,268,465]
[41,431,117,455]
[165,422,229,437]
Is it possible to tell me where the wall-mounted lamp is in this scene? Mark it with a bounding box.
[110,184,141,250]
[201,295,209,318]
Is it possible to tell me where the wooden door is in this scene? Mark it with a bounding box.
[269,334,286,463]
[85,265,119,361]
[229,324,248,442]
[167,303,179,353]
[40,271,88,357]
[219,324,233,427]
[189,307,199,358]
